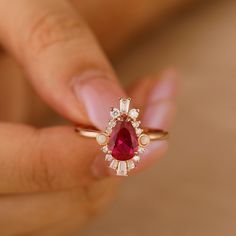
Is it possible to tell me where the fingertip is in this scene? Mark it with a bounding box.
[73,74,126,130]
[91,68,180,178]
[131,141,168,173]
[148,68,179,104]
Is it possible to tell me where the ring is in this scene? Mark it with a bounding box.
[75,98,169,176]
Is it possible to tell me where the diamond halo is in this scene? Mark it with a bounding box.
[96,98,150,176]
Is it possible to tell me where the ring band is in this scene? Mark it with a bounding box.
[75,98,169,176]
[75,126,169,141]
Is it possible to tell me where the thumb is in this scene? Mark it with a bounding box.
[0,0,125,129]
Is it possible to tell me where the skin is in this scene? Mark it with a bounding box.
[0,0,179,235]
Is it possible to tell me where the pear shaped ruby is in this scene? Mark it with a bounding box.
[108,120,138,161]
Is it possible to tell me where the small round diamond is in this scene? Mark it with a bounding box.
[138,134,150,147]
[108,120,116,127]
[127,160,135,170]
[96,133,108,145]
[129,109,139,119]
[132,121,140,128]
[110,108,120,118]
[133,155,140,162]
[136,128,143,136]
[106,127,112,134]
[102,145,109,153]
[105,154,113,161]
[138,146,145,154]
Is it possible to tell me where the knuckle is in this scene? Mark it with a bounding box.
[30,147,55,191]
[27,11,83,55]
[20,131,56,191]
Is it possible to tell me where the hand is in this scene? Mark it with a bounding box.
[0,0,178,235]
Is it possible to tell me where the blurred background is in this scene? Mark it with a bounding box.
[1,0,235,235]
[82,0,236,235]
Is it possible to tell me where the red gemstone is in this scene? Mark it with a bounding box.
[108,120,138,161]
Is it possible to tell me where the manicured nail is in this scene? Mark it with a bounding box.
[142,101,176,129]
[142,69,178,129]
[136,70,179,172]
[73,72,126,130]
[148,69,178,103]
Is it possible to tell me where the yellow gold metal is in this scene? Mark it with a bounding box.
[75,126,169,141]
[75,126,98,138]
[143,128,169,141]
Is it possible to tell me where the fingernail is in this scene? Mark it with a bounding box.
[73,71,126,130]
[137,70,179,171]
[142,69,178,129]
[142,101,176,129]
[148,68,178,103]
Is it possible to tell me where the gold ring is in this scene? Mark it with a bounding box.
[75,98,169,176]
[75,126,168,141]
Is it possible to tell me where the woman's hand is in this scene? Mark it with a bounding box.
[0,0,178,235]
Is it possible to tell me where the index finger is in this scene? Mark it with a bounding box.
[0,123,98,193]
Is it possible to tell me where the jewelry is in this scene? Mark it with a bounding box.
[75,98,168,176]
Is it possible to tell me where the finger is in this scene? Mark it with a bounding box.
[0,178,117,235]
[128,70,178,113]
[0,0,125,129]
[0,123,104,193]
[93,69,179,177]
[0,190,86,235]
[134,69,178,172]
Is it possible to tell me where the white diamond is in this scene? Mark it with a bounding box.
[106,127,112,134]
[96,133,108,145]
[110,159,118,169]
[133,155,140,162]
[110,108,120,118]
[105,154,113,161]
[127,160,135,170]
[102,145,108,153]
[129,109,139,119]
[132,121,140,128]
[108,120,116,128]
[136,128,143,136]
[116,161,128,176]
[138,147,145,154]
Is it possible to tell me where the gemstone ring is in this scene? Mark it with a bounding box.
[75,98,169,176]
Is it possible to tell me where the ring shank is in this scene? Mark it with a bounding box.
[75,126,168,141]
